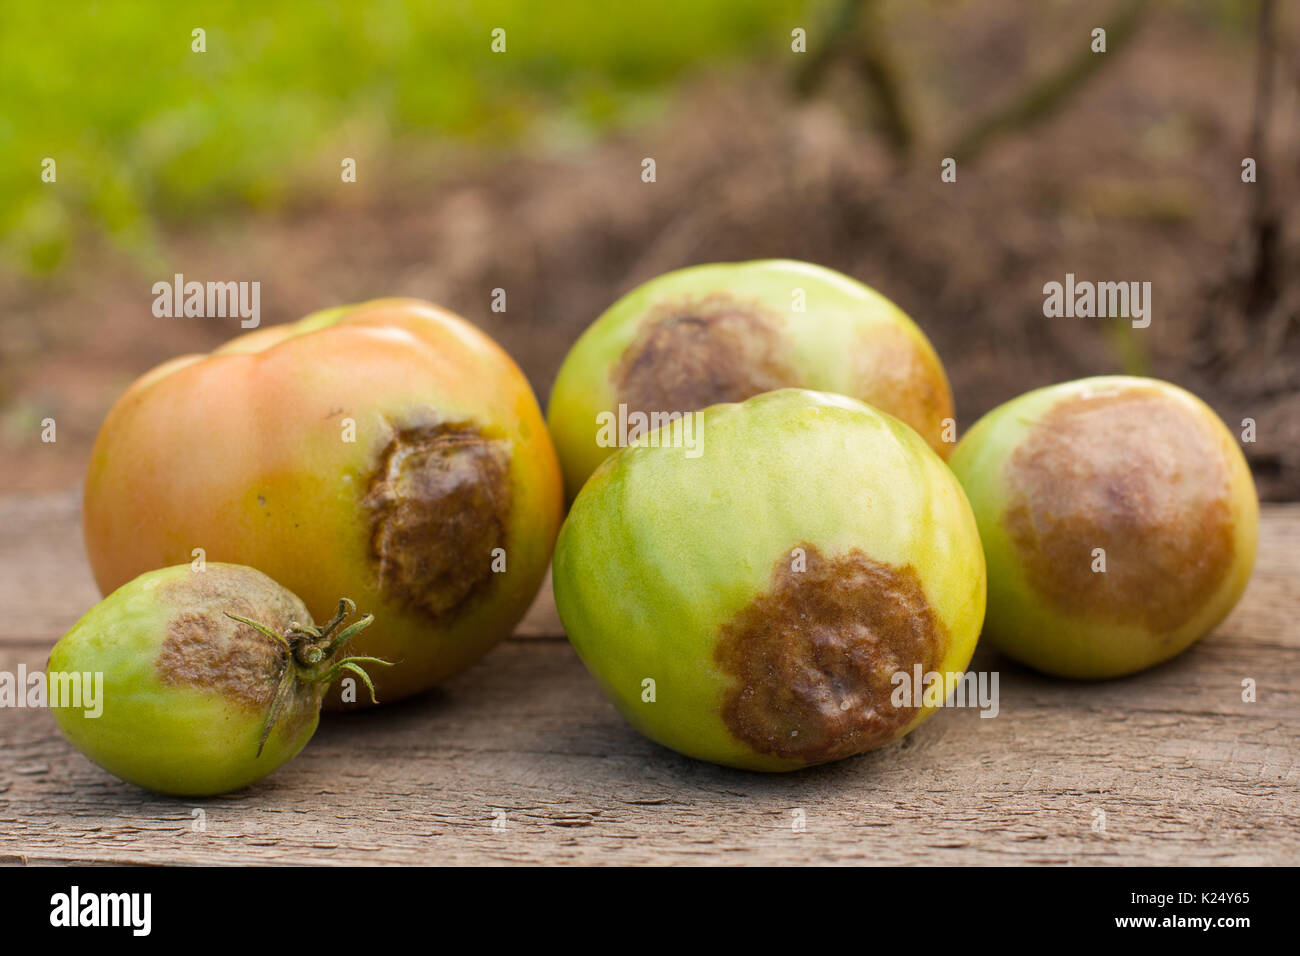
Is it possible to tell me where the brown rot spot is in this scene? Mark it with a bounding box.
[155,567,324,740]
[613,294,799,414]
[1004,387,1236,634]
[157,564,303,619]
[157,612,284,709]
[365,423,510,621]
[715,544,945,765]
[855,325,954,458]
[156,567,311,712]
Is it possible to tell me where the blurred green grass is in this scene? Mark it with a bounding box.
[0,0,808,274]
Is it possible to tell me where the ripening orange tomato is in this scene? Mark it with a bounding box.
[84,298,563,706]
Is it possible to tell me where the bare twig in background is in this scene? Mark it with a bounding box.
[1242,0,1280,316]
[946,0,1149,162]
[794,0,915,156]
[797,0,1151,164]
[1198,0,1298,437]
[791,0,859,94]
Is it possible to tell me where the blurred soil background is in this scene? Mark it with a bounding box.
[2,0,1298,497]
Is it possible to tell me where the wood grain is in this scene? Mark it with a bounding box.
[2,492,1296,866]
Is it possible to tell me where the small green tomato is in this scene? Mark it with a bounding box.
[48,563,387,796]
[949,376,1258,679]
[553,388,986,771]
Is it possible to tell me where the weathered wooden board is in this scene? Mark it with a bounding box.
[2,492,1297,865]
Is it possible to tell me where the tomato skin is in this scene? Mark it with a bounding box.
[949,376,1258,679]
[84,299,563,705]
[554,389,985,771]
[547,259,955,501]
[48,564,323,796]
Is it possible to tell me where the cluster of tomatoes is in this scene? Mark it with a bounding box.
[50,261,1258,793]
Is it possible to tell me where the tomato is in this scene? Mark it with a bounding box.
[83,298,563,705]
[950,376,1258,678]
[48,563,384,796]
[554,389,985,770]
[547,260,955,501]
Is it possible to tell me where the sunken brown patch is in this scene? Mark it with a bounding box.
[1003,387,1236,634]
[715,544,945,765]
[854,324,954,458]
[156,565,312,716]
[157,613,284,709]
[613,294,799,415]
[365,423,510,621]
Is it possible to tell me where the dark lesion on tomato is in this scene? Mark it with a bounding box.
[613,294,799,416]
[156,567,314,726]
[715,543,945,765]
[158,612,284,710]
[853,323,954,459]
[1002,387,1236,635]
[364,421,510,623]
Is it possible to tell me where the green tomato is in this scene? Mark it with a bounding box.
[547,259,954,500]
[553,388,986,771]
[949,376,1258,679]
[47,563,384,796]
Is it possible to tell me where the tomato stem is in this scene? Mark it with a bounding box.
[224,599,391,756]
